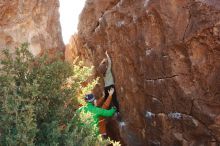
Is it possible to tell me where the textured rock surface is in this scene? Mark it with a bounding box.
[0,0,64,56]
[67,0,220,145]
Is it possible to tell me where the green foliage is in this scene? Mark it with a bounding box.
[61,111,111,146]
[0,43,118,146]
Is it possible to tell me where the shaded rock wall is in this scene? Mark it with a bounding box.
[68,0,220,145]
[0,0,64,56]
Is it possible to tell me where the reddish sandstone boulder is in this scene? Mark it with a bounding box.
[67,0,220,145]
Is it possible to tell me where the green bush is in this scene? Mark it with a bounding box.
[0,43,117,146]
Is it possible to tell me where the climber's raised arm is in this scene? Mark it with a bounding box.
[105,51,111,71]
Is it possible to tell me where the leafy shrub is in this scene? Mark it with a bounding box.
[0,43,118,146]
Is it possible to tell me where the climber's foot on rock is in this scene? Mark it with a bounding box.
[114,112,122,122]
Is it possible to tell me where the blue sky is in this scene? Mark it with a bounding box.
[59,0,86,44]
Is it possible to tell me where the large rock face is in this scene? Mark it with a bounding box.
[68,0,220,145]
[0,0,64,56]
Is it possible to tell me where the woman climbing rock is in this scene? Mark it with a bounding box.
[99,51,120,115]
